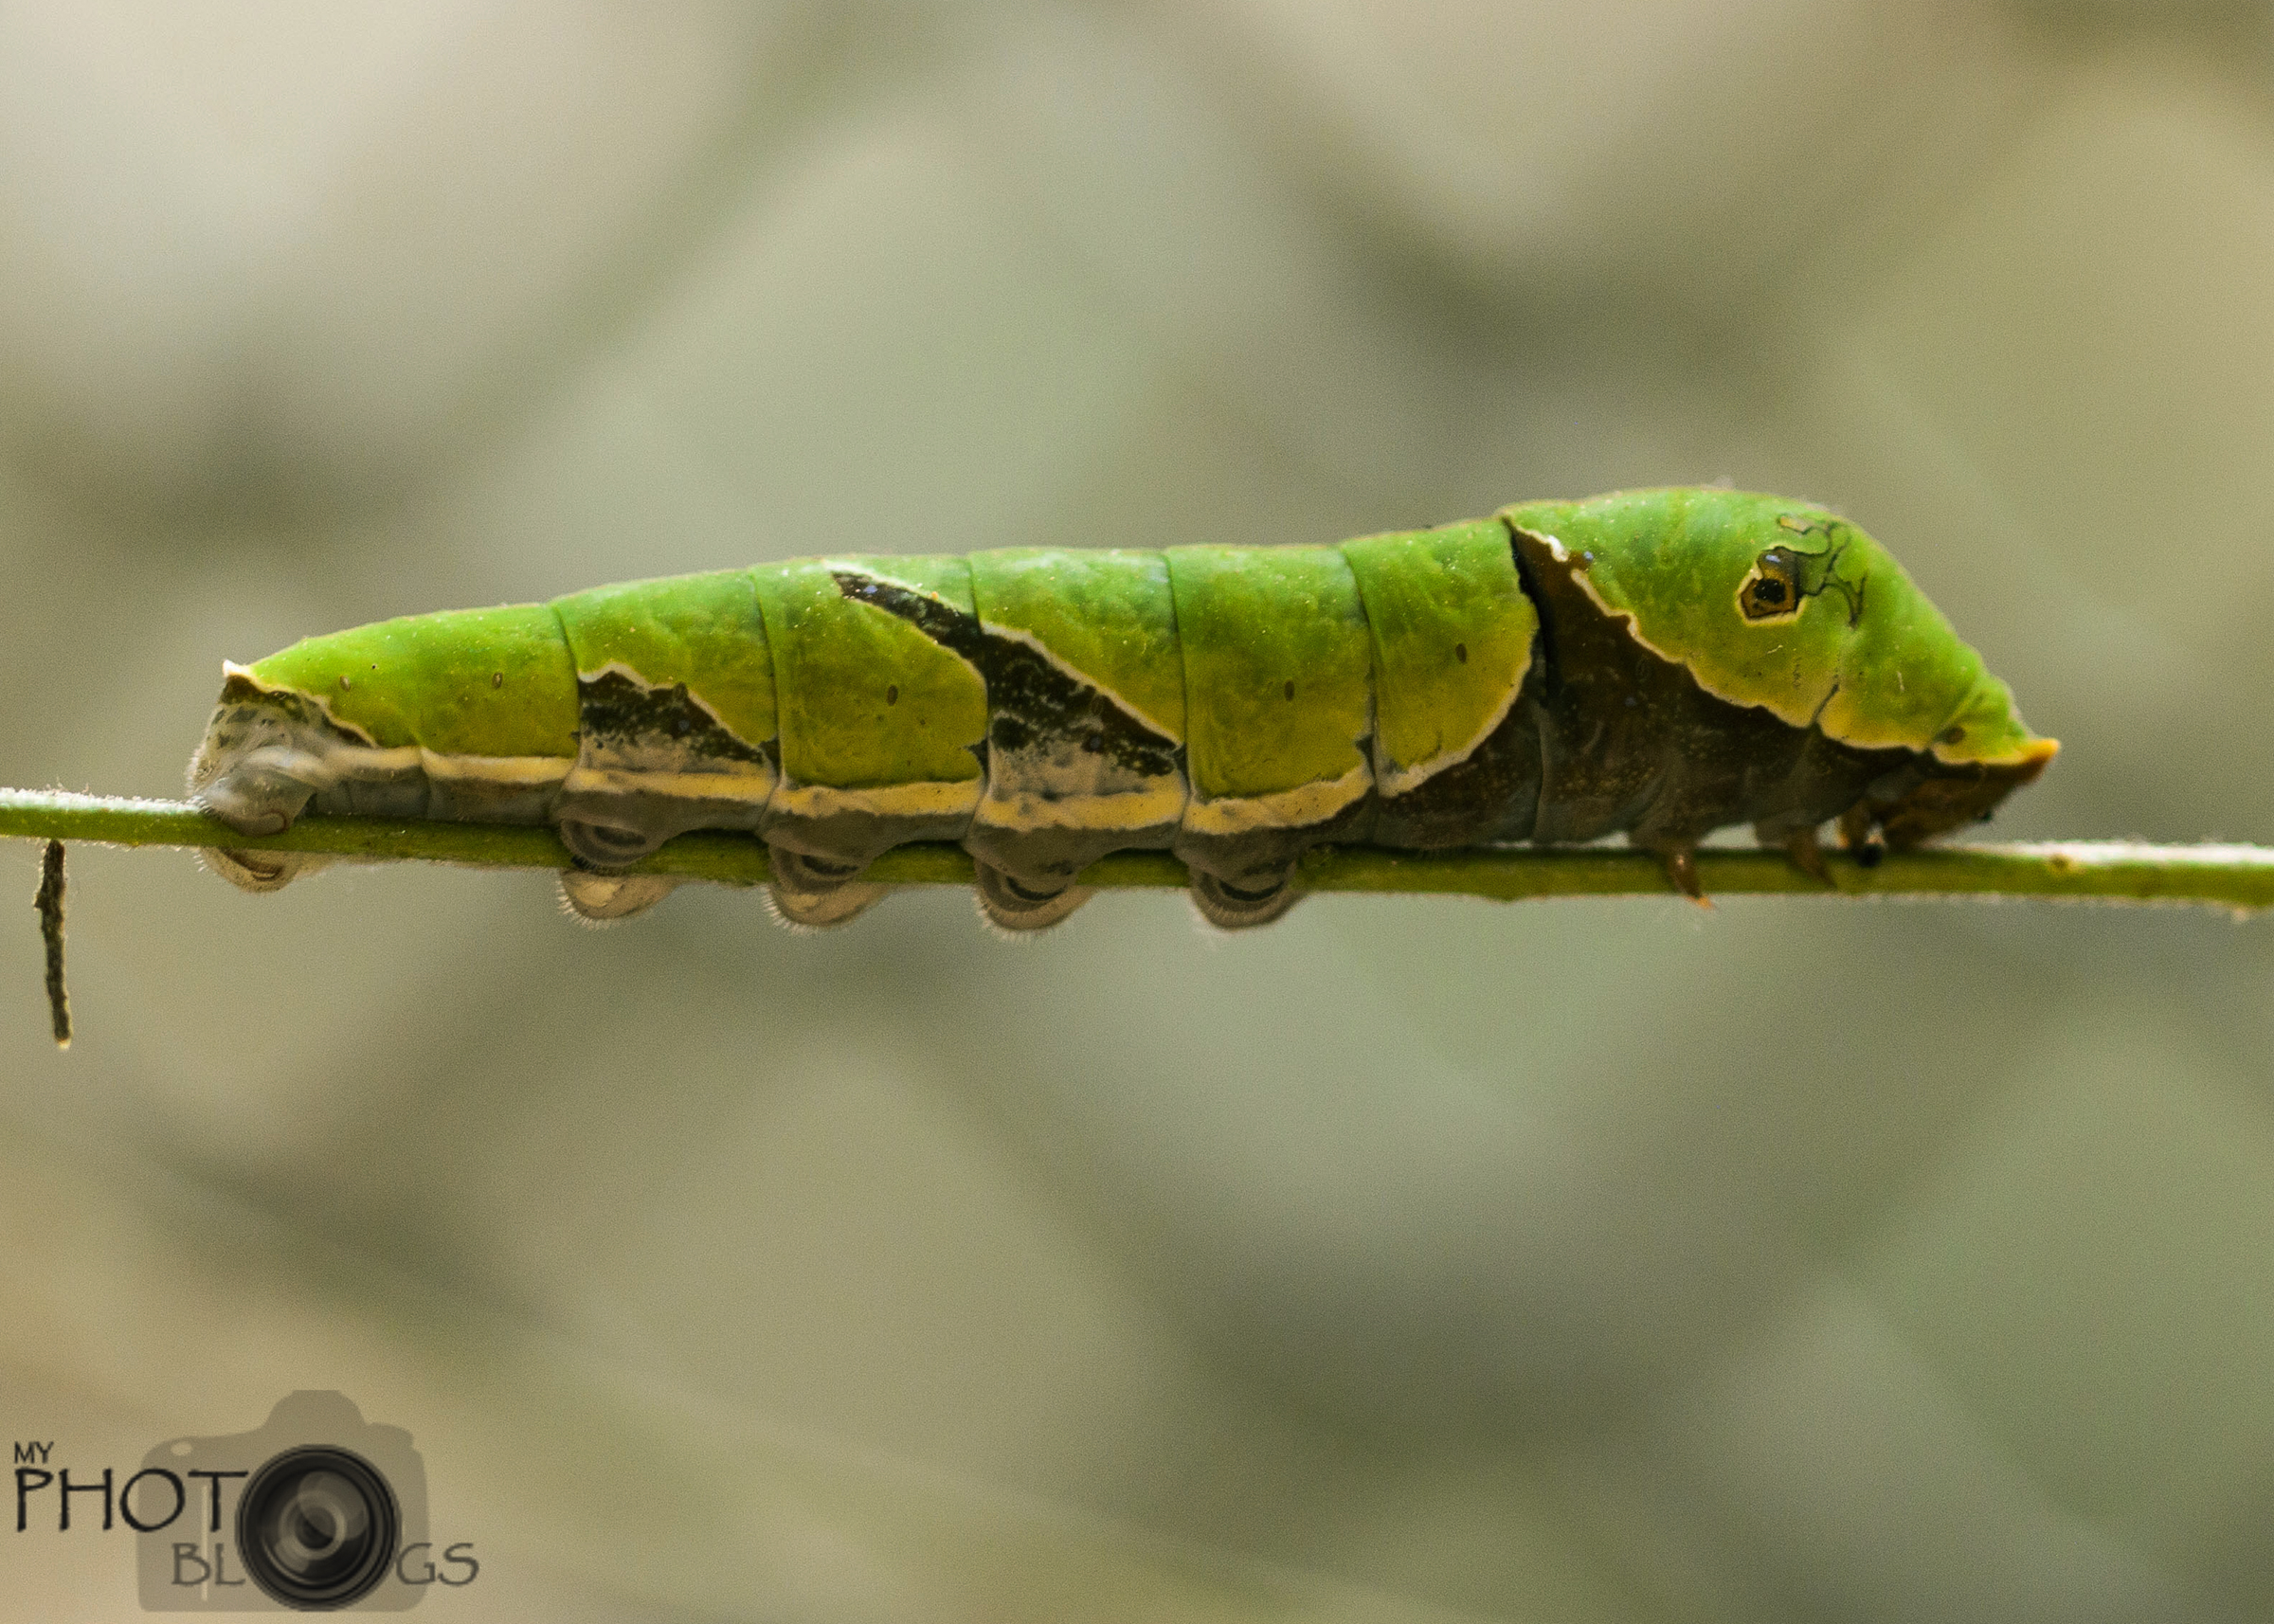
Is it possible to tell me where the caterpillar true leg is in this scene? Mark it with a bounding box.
[1648,843,1709,906]
[1785,824,1834,886]
[1757,821,1835,886]
[1837,803,1885,868]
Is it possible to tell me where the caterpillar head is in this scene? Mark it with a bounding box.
[1503,487,2058,844]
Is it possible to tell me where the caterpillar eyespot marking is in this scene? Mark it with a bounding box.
[187,489,2055,928]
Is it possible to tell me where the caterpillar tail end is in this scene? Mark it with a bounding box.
[192,794,334,895]
[189,661,335,894]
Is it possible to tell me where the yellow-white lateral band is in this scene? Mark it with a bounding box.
[769,779,985,823]
[1181,763,1371,837]
[974,782,1187,833]
[561,766,777,803]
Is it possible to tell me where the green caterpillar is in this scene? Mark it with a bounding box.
[188,488,2056,929]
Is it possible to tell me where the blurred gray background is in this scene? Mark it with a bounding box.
[4,3,2274,1619]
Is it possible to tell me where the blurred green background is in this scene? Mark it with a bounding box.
[4,3,2274,1619]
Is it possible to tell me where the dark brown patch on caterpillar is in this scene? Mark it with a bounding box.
[210,670,378,749]
[831,570,1180,782]
[576,669,769,766]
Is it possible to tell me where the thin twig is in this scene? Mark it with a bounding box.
[2,788,2271,911]
[33,839,69,1048]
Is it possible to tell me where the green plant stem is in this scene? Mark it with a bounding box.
[5,789,2271,911]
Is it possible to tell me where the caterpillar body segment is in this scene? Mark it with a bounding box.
[961,548,1186,898]
[551,568,778,868]
[188,489,2057,929]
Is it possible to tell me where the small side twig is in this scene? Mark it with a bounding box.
[34,839,68,1049]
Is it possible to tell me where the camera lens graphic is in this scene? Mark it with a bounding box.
[234,1445,400,1610]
